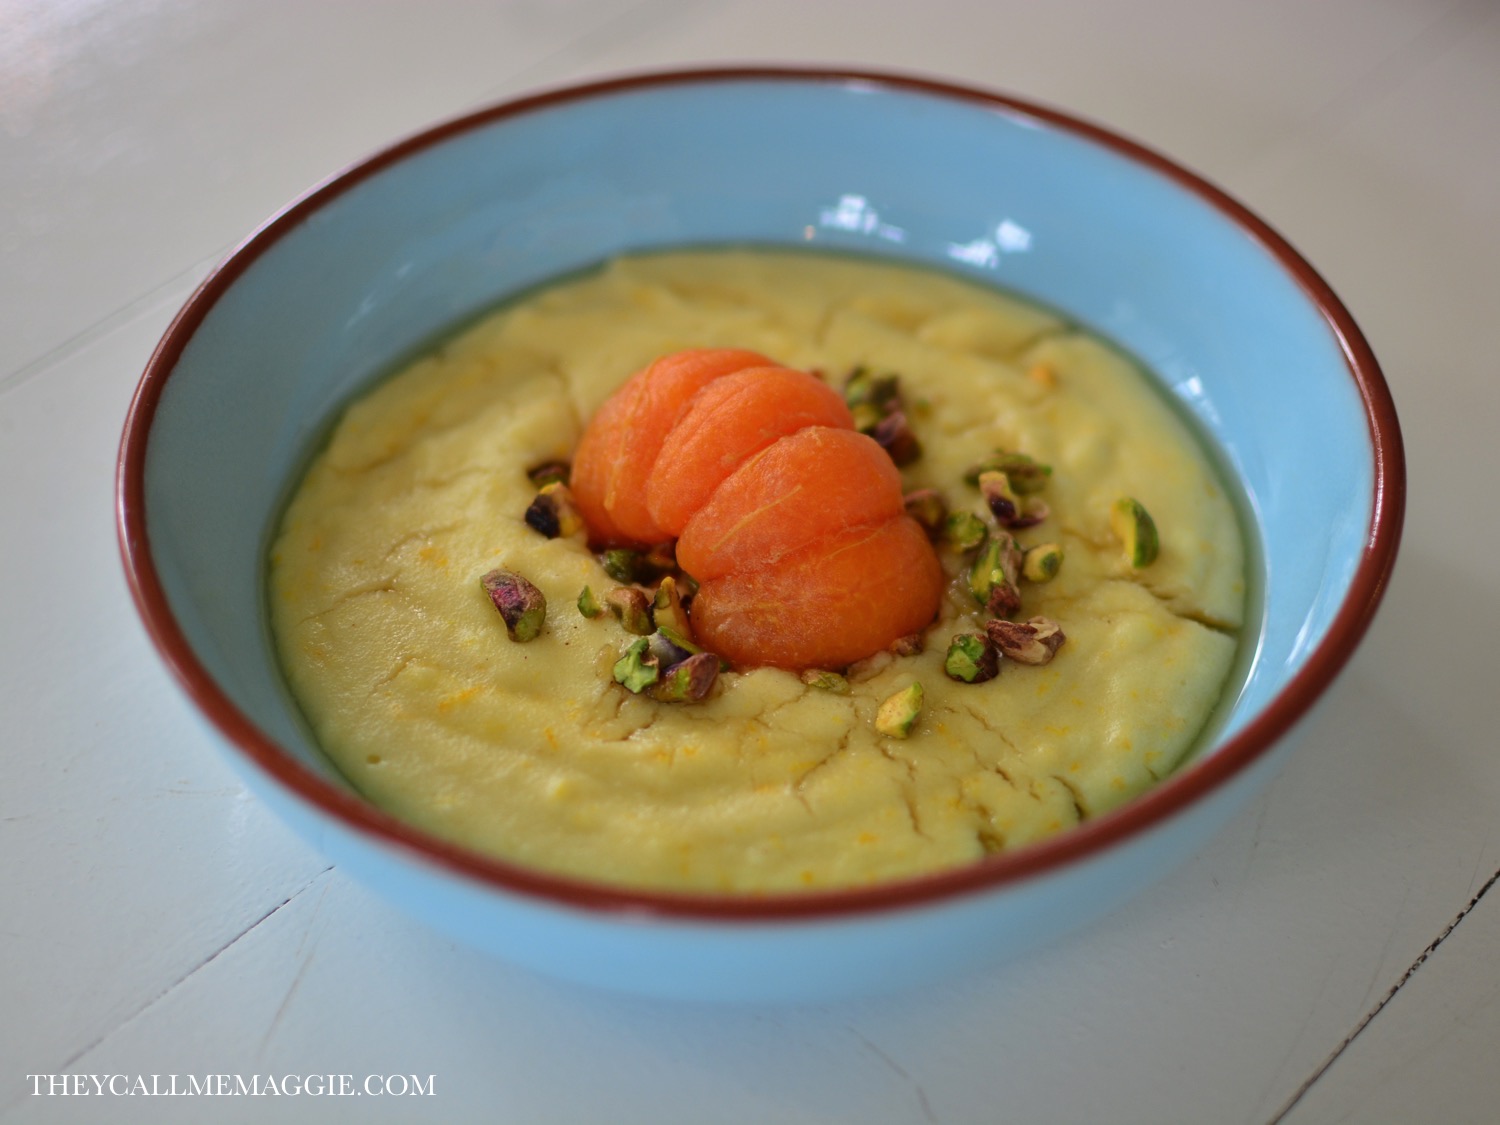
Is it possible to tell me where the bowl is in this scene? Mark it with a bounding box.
[117,67,1403,1003]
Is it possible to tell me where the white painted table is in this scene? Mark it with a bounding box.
[4,2,1497,1121]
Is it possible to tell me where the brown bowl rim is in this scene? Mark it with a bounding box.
[116,66,1405,922]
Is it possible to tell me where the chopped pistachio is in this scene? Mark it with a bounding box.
[612,637,661,693]
[943,512,989,553]
[602,548,643,583]
[850,401,885,433]
[800,669,850,693]
[889,632,924,657]
[480,569,546,642]
[903,489,948,539]
[647,629,694,670]
[875,682,924,739]
[1010,497,1050,529]
[986,616,1066,665]
[1110,496,1160,568]
[843,367,902,411]
[649,651,720,702]
[642,540,677,578]
[969,532,1022,615]
[1021,543,1064,583]
[526,460,571,488]
[964,450,1052,493]
[870,410,922,466]
[996,452,1051,494]
[944,634,1000,683]
[656,623,703,656]
[977,470,1021,526]
[524,482,585,539]
[987,581,1022,618]
[652,575,694,639]
[577,585,603,619]
[605,586,654,635]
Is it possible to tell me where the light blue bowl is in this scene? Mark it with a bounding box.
[118,69,1403,1003]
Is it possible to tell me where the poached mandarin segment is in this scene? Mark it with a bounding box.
[571,352,944,671]
[570,347,776,546]
[269,249,1248,893]
[647,365,855,535]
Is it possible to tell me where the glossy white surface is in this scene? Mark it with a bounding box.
[2,0,1496,1120]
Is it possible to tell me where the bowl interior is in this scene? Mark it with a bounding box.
[141,74,1373,805]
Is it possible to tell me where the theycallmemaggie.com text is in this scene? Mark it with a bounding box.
[27,1074,435,1097]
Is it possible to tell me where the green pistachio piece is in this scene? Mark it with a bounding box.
[903,489,947,539]
[605,586,654,635]
[612,637,661,693]
[986,616,1066,665]
[480,569,546,642]
[602,548,643,583]
[943,512,989,553]
[649,651,720,703]
[800,669,850,694]
[652,576,694,639]
[944,634,1000,684]
[875,682,924,739]
[964,450,1052,493]
[969,532,1022,615]
[1022,543,1064,583]
[1110,496,1160,568]
[577,585,603,619]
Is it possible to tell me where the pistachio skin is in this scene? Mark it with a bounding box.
[524,482,585,539]
[986,616,1066,665]
[1009,498,1050,530]
[944,634,999,683]
[649,651,720,702]
[647,630,694,669]
[480,569,546,642]
[875,682,924,739]
[889,632,924,657]
[870,410,922,466]
[977,470,1022,526]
